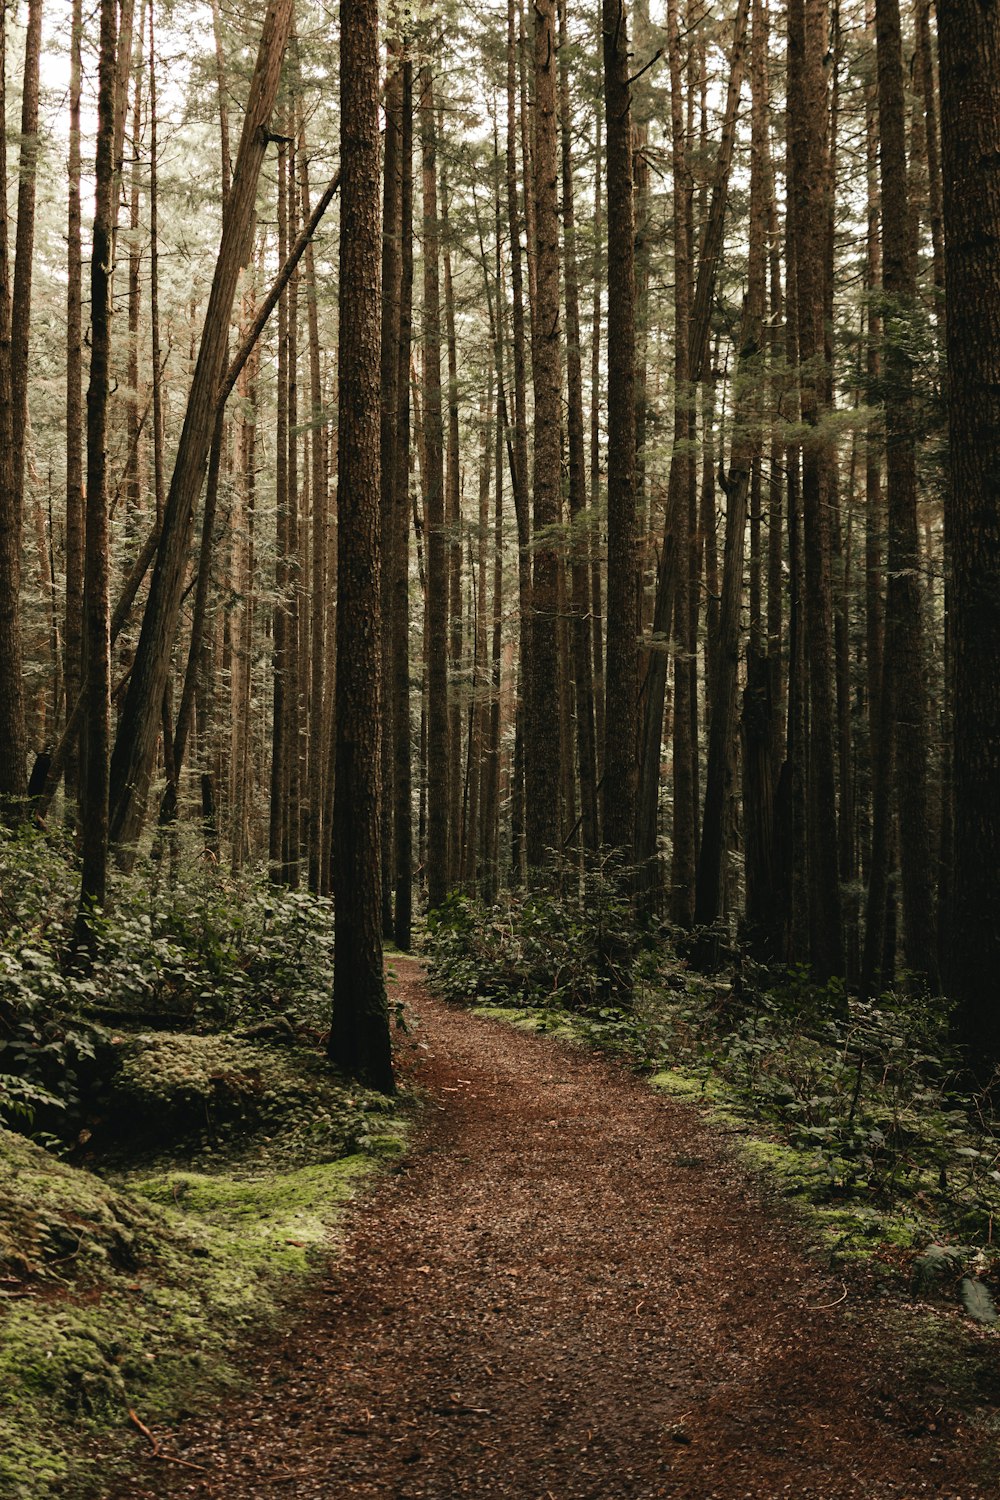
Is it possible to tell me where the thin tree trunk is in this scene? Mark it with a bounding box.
[558,0,598,856]
[421,68,450,910]
[601,0,638,872]
[380,36,403,930]
[788,0,843,979]
[0,0,43,814]
[301,130,328,893]
[75,0,117,945]
[64,0,84,812]
[441,151,464,884]
[392,53,414,947]
[863,0,939,994]
[524,0,564,871]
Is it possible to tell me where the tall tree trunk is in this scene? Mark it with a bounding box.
[862,0,939,994]
[788,0,844,979]
[75,0,117,945]
[380,36,403,931]
[0,0,43,815]
[666,0,695,923]
[937,0,1000,1062]
[525,0,564,870]
[558,0,598,857]
[329,0,393,1093]
[392,53,414,948]
[441,151,464,884]
[421,68,450,910]
[507,0,533,876]
[601,0,638,869]
[300,128,327,894]
[696,301,763,939]
[590,97,605,780]
[64,0,84,812]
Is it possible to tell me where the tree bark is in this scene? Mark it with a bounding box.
[601,0,638,866]
[109,0,296,854]
[329,0,393,1093]
[421,68,450,910]
[525,0,564,870]
[938,0,1000,1061]
[558,0,598,857]
[75,0,117,945]
[392,56,414,947]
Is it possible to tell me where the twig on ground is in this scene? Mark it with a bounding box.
[128,1409,211,1473]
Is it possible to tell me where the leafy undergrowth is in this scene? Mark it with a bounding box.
[0,826,407,1500]
[426,888,1000,1312]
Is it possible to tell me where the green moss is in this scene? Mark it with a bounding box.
[650,1067,722,1102]
[0,1075,407,1500]
[0,1127,162,1282]
[134,1155,374,1276]
[471,1004,582,1045]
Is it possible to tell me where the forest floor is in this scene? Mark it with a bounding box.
[104,956,998,1499]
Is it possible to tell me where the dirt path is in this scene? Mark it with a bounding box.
[112,958,992,1498]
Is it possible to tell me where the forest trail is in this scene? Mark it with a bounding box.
[113,957,990,1499]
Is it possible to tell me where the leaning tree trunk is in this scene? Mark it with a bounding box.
[109,0,295,855]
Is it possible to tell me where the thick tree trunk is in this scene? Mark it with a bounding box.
[329,0,393,1093]
[938,0,1000,1061]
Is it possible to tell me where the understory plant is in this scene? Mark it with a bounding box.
[425,887,1000,1255]
[0,825,337,1140]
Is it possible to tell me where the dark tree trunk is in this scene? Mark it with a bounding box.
[601,0,638,864]
[558,0,598,858]
[328,0,393,1093]
[75,0,117,945]
[380,37,403,932]
[525,0,563,870]
[64,0,84,814]
[938,0,1000,1061]
[788,0,844,980]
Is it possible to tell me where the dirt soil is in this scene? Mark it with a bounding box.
[108,957,996,1498]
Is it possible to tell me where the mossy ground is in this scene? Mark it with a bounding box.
[0,1035,408,1500]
